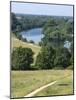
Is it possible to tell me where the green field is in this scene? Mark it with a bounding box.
[35,75,73,96]
[11,70,73,98]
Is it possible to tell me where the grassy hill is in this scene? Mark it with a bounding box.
[11,35,41,61]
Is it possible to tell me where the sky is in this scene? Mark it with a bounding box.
[11,2,73,16]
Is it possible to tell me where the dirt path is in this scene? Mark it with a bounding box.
[24,81,57,97]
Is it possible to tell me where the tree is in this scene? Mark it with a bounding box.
[66,21,73,34]
[54,47,71,68]
[38,41,42,46]
[22,38,27,42]
[35,44,56,69]
[12,47,34,70]
[16,34,22,40]
[70,41,74,64]
[43,19,57,34]
[29,40,35,44]
[11,13,21,32]
[11,13,17,31]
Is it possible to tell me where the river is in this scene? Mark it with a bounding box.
[19,28,43,44]
[19,28,71,49]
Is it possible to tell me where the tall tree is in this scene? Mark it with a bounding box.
[11,13,21,32]
[12,47,34,70]
[35,44,56,69]
[54,47,71,68]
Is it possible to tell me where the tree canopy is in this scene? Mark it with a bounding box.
[12,47,34,70]
[35,44,56,69]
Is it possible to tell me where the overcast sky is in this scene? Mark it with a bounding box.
[11,2,73,16]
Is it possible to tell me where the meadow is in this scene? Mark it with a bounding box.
[11,70,73,98]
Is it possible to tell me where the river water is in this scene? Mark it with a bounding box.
[19,28,43,44]
[19,28,71,48]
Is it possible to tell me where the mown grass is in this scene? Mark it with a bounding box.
[35,74,73,96]
[11,70,73,98]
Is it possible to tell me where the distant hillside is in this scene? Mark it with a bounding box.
[16,13,73,19]
[11,12,73,33]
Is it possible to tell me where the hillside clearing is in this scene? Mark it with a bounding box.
[11,36,41,54]
[11,35,41,64]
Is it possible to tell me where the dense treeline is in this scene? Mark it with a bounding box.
[12,46,73,70]
[11,13,49,33]
[11,13,22,32]
[11,13,73,34]
[11,13,73,70]
[36,17,73,69]
[11,13,73,42]
[41,18,73,48]
[35,45,72,69]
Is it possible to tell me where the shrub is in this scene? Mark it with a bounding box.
[67,65,73,70]
[22,38,27,42]
[54,48,71,68]
[38,41,42,46]
[12,46,34,70]
[29,40,35,44]
[35,44,56,69]
[16,34,22,40]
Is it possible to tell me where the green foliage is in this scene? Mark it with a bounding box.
[36,45,72,69]
[43,19,57,30]
[16,14,50,31]
[11,13,73,70]
[38,41,42,46]
[42,17,73,49]
[42,30,65,48]
[11,13,73,48]
[29,40,35,44]
[21,38,27,42]
[11,13,21,32]
[67,65,73,70]
[16,34,22,40]
[12,47,34,70]
[42,19,73,69]
[15,33,28,42]
[35,44,56,69]
[66,21,73,34]
[54,48,71,68]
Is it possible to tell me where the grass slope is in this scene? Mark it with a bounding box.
[11,70,73,98]
[12,35,41,54]
[11,35,41,63]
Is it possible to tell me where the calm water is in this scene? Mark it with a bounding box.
[20,28,43,44]
[19,28,71,48]
[64,40,71,49]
